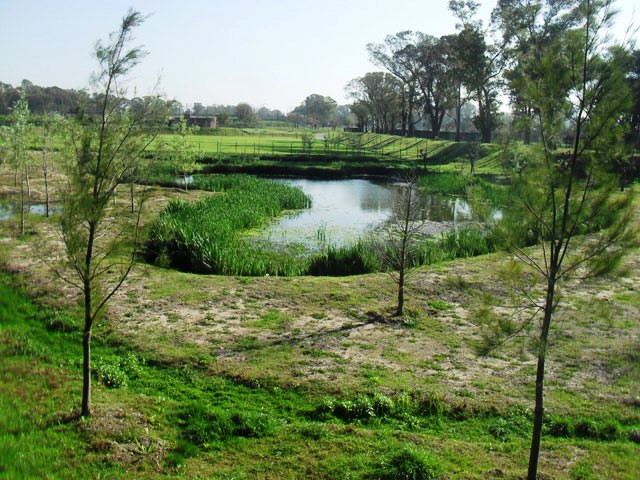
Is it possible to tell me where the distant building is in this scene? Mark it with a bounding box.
[169,113,217,129]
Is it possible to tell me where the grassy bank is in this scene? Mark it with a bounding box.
[1,269,638,479]
[147,129,504,179]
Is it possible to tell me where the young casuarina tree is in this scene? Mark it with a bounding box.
[377,171,425,316]
[490,1,636,478]
[59,9,166,417]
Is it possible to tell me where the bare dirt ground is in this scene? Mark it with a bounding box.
[1,169,638,416]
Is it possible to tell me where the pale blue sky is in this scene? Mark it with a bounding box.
[0,0,637,112]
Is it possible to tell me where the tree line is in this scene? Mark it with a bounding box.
[345,0,640,147]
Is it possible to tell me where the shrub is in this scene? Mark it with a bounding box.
[597,422,619,441]
[179,403,276,446]
[120,352,144,379]
[94,358,128,388]
[544,416,571,437]
[93,353,144,388]
[372,393,395,417]
[378,446,444,480]
[574,420,599,439]
[489,418,510,440]
[570,461,593,480]
[417,392,448,418]
[333,397,375,422]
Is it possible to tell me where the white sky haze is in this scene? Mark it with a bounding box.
[0,0,637,113]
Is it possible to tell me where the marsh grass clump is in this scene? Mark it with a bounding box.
[418,172,468,195]
[145,175,311,275]
[403,228,498,269]
[306,242,381,276]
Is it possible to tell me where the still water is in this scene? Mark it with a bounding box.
[257,178,480,250]
[0,201,60,219]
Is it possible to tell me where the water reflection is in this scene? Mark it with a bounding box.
[0,201,60,219]
[29,204,60,215]
[0,202,12,220]
[257,178,488,250]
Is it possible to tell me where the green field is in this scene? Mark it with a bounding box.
[151,129,501,173]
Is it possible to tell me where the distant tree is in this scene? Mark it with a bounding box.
[9,90,31,235]
[40,113,62,217]
[346,72,403,133]
[217,111,230,125]
[492,0,573,144]
[191,102,205,116]
[626,49,640,147]
[0,80,94,115]
[292,94,338,126]
[300,132,314,155]
[169,115,200,191]
[440,32,473,141]
[450,1,503,142]
[235,102,255,125]
[415,34,458,138]
[349,100,371,131]
[58,9,165,417]
[256,106,285,122]
[0,82,19,115]
[367,31,423,136]
[489,2,636,478]
[332,105,355,127]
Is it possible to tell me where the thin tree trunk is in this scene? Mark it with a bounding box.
[396,264,405,316]
[25,155,31,198]
[396,185,413,316]
[455,85,462,142]
[14,151,18,186]
[43,131,50,217]
[81,325,92,417]
[81,223,96,417]
[527,274,556,480]
[401,88,407,136]
[82,274,93,417]
[20,166,25,235]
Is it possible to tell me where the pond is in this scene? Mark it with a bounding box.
[0,201,60,219]
[256,178,488,251]
[0,201,12,220]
